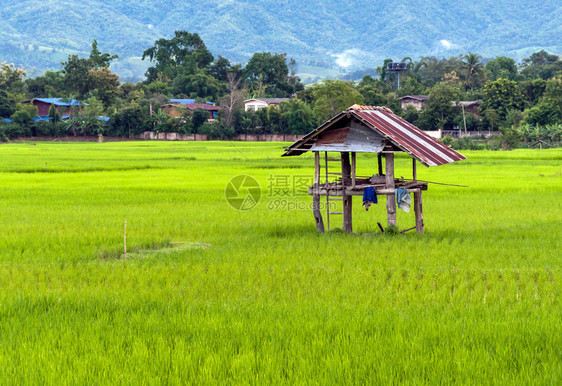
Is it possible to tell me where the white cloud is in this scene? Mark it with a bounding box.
[439,39,459,50]
[332,48,365,68]
[147,24,154,30]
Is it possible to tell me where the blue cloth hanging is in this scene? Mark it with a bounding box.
[362,187,377,211]
[395,188,411,213]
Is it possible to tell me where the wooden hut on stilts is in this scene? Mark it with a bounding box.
[282,105,466,234]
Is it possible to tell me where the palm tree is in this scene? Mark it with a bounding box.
[463,52,483,91]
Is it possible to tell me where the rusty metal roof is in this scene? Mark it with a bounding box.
[283,105,466,167]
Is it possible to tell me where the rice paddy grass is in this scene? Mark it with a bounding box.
[0,141,560,383]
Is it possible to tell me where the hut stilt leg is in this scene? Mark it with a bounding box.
[385,153,397,226]
[414,189,424,234]
[341,152,353,233]
[313,195,325,233]
[313,152,325,233]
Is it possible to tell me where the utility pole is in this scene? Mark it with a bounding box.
[461,103,467,136]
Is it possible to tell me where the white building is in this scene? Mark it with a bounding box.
[244,98,290,112]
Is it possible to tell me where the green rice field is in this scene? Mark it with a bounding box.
[0,141,561,383]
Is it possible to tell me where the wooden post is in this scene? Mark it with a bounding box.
[325,151,330,231]
[385,153,397,226]
[414,189,424,234]
[313,152,325,233]
[341,152,353,233]
[351,152,356,188]
[377,153,383,175]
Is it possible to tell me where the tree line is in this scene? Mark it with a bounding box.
[0,31,561,145]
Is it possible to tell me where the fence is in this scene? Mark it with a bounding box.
[139,132,304,142]
[442,130,499,138]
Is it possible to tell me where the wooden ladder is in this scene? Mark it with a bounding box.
[324,152,343,231]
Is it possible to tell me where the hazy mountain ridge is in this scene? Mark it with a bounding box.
[1,0,560,81]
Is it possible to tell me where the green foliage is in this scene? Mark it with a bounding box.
[499,126,521,150]
[505,109,524,129]
[88,39,119,69]
[439,135,454,146]
[62,40,120,100]
[485,56,517,81]
[417,82,461,130]
[48,103,60,123]
[310,79,364,122]
[483,109,500,131]
[520,50,562,80]
[480,79,524,120]
[10,110,33,126]
[172,71,223,102]
[110,101,146,137]
[142,31,213,83]
[191,108,209,130]
[454,112,481,132]
[0,90,17,117]
[244,52,300,98]
[518,79,546,106]
[524,78,562,126]
[0,62,26,93]
[401,105,420,125]
[279,99,316,134]
[383,224,399,235]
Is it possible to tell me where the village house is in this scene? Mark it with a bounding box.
[398,95,428,111]
[162,99,220,120]
[244,98,290,112]
[20,98,82,119]
[455,101,482,116]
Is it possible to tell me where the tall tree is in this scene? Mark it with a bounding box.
[0,62,26,93]
[462,52,483,91]
[520,50,562,80]
[485,56,518,81]
[480,78,524,120]
[62,40,119,99]
[220,72,245,128]
[142,31,214,83]
[310,79,364,122]
[89,40,119,69]
[244,52,301,97]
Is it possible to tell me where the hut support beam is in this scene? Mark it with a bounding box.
[385,153,397,226]
[414,190,424,234]
[341,152,353,233]
[412,158,424,233]
[313,152,325,233]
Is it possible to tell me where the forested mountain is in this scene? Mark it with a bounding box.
[1,0,561,81]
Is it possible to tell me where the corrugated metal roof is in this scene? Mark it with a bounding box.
[166,103,220,111]
[398,95,429,101]
[244,98,290,104]
[283,105,466,167]
[21,98,82,106]
[170,99,215,105]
